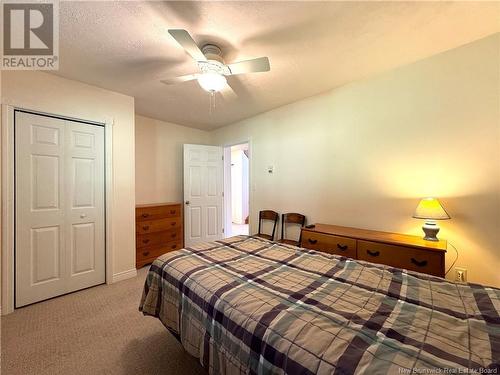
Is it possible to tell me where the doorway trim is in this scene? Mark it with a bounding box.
[1,104,114,315]
[222,139,252,238]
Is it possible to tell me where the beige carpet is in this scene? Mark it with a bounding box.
[1,267,205,375]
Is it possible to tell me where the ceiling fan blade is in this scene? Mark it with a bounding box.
[160,73,199,85]
[227,56,270,75]
[168,29,207,62]
[219,82,238,100]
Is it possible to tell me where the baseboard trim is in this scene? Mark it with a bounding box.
[111,268,137,283]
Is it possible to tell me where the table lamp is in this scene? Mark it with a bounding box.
[413,198,450,241]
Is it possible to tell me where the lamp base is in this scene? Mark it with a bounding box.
[422,220,440,241]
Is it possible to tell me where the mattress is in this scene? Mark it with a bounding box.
[139,235,499,374]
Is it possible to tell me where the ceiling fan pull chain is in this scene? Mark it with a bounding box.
[209,91,216,115]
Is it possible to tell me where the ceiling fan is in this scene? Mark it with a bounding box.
[161,29,270,95]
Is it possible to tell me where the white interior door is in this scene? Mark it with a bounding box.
[15,111,105,307]
[183,144,223,246]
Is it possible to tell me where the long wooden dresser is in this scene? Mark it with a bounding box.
[300,224,447,277]
[136,203,184,268]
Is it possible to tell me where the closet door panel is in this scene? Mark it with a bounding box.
[15,112,106,307]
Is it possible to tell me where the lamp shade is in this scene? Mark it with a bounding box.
[197,72,227,92]
[413,198,450,220]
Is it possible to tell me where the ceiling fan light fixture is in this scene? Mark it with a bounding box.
[197,72,227,92]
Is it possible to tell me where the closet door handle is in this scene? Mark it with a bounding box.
[337,244,348,251]
[366,250,380,257]
[308,238,318,245]
[411,258,428,267]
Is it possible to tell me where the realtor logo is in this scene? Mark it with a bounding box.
[1,0,59,70]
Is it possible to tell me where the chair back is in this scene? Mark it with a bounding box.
[257,210,279,240]
[281,213,306,245]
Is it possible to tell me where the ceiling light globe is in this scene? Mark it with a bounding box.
[197,72,227,92]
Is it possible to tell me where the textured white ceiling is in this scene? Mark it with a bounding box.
[54,1,500,130]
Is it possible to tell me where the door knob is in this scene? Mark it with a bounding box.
[185,201,190,205]
[80,214,87,218]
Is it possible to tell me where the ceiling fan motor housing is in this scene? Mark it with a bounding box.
[199,44,230,75]
[201,44,223,61]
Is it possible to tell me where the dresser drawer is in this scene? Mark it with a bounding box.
[136,217,182,234]
[136,204,181,222]
[136,228,182,249]
[136,240,183,260]
[301,231,357,258]
[357,240,444,277]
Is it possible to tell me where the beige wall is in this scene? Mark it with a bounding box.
[1,71,136,277]
[211,34,500,287]
[135,115,210,204]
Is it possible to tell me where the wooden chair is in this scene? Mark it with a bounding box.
[280,213,306,246]
[256,210,279,241]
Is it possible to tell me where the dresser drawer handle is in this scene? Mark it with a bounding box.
[171,222,176,226]
[411,258,428,267]
[307,238,318,244]
[171,233,177,238]
[142,225,149,231]
[170,210,176,214]
[366,250,380,257]
[142,239,150,244]
[337,244,348,251]
[142,213,149,218]
[171,244,177,249]
[142,251,150,257]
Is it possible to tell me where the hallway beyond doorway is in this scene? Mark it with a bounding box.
[231,223,249,236]
[223,142,250,238]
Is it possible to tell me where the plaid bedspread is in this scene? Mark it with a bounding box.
[139,235,500,374]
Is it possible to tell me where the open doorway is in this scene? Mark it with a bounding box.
[223,142,250,237]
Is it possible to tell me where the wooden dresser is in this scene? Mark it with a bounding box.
[136,203,184,268]
[300,224,447,277]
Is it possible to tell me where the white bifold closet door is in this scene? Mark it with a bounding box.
[15,111,105,307]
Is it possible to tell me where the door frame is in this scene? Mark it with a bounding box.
[1,105,114,315]
[222,139,252,238]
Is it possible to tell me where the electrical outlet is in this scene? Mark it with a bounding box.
[455,267,467,283]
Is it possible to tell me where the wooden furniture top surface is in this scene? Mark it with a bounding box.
[303,223,447,252]
[136,202,181,208]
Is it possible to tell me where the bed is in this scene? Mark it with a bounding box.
[139,235,499,374]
